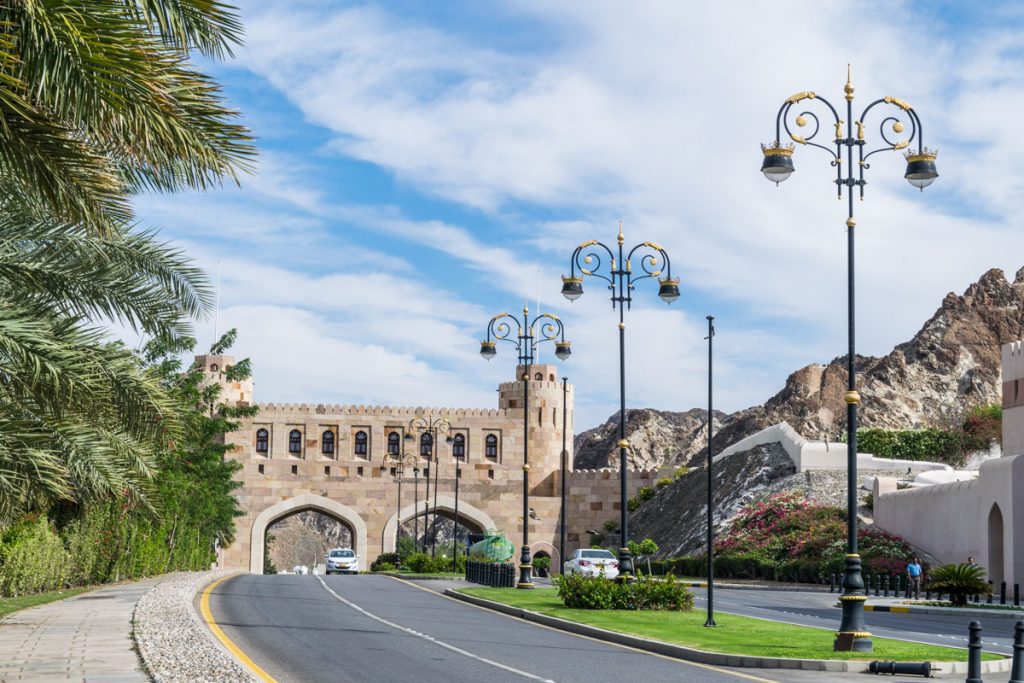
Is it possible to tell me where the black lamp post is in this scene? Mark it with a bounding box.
[562,222,678,581]
[761,66,937,652]
[452,458,461,573]
[704,316,716,628]
[405,416,453,558]
[413,464,420,552]
[480,304,571,588]
[381,452,418,556]
[560,376,569,576]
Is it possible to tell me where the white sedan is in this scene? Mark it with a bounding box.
[563,549,619,579]
[325,548,359,575]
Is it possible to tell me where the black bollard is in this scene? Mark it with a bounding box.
[830,573,836,594]
[988,580,994,604]
[875,574,881,597]
[1003,581,1008,606]
[895,574,902,597]
[966,621,983,683]
[1011,620,1024,683]
[884,574,890,597]
[1016,583,1020,607]
[925,577,931,601]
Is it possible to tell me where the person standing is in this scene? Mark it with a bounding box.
[906,556,923,599]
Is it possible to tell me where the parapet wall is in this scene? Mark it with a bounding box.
[258,403,510,418]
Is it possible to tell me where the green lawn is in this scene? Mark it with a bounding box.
[460,587,1002,662]
[0,587,93,619]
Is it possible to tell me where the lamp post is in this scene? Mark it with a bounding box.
[562,222,679,580]
[560,376,569,576]
[381,451,419,556]
[452,458,461,573]
[405,417,453,558]
[760,66,937,652]
[413,464,420,552]
[480,304,572,588]
[704,316,716,628]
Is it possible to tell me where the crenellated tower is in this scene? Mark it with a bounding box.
[498,364,574,495]
[193,354,253,407]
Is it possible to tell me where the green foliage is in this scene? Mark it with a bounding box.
[853,428,966,465]
[962,404,1002,450]
[602,519,617,533]
[0,516,67,596]
[371,552,401,571]
[532,556,551,576]
[656,477,673,489]
[374,562,396,572]
[403,552,456,574]
[556,574,693,611]
[628,538,659,557]
[673,466,690,480]
[397,535,417,559]
[927,563,991,607]
[637,486,655,502]
[627,497,641,512]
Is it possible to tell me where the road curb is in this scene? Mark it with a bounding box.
[377,572,467,581]
[445,589,1012,675]
[864,603,1024,619]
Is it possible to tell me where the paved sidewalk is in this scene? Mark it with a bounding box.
[0,578,160,682]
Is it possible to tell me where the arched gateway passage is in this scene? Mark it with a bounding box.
[380,495,497,554]
[251,494,368,574]
[989,502,1005,586]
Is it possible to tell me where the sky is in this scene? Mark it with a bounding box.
[134,0,1024,431]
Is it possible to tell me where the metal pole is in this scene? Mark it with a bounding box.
[395,463,402,555]
[616,229,634,580]
[705,315,716,627]
[430,425,439,558]
[835,68,870,652]
[519,358,534,588]
[966,621,983,683]
[453,463,460,574]
[413,468,419,553]
[560,376,568,575]
[1011,620,1024,683]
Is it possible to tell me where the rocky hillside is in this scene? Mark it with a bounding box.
[575,267,1024,471]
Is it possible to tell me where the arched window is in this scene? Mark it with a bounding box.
[420,432,433,457]
[354,431,368,457]
[255,428,269,455]
[288,429,302,455]
[452,433,466,460]
[321,430,335,455]
[485,434,498,460]
[535,372,543,380]
[387,431,400,455]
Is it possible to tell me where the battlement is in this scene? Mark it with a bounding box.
[1004,341,1024,382]
[256,403,510,418]
[568,468,661,480]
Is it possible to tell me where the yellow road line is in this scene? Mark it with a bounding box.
[200,575,277,683]
[393,578,778,683]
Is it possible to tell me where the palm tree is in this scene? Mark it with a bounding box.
[0,218,212,523]
[0,0,254,234]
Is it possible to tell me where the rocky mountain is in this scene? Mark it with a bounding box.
[575,267,1024,471]
[266,511,352,572]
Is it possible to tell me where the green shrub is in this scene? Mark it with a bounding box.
[532,556,551,576]
[637,486,655,502]
[626,497,640,512]
[927,563,991,607]
[962,404,1002,450]
[655,477,673,489]
[0,516,68,596]
[852,428,966,466]
[371,552,401,571]
[602,519,618,533]
[673,466,689,480]
[556,574,693,610]
[403,551,456,573]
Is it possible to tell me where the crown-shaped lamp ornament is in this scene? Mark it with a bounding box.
[760,141,796,184]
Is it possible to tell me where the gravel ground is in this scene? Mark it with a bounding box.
[134,570,256,683]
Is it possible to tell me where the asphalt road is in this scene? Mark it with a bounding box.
[208,574,780,683]
[692,585,1018,656]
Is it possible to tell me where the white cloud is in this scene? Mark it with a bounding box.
[153,1,1024,429]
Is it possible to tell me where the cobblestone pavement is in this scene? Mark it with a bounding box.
[0,579,159,682]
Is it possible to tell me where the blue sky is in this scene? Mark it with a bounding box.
[135,1,1024,431]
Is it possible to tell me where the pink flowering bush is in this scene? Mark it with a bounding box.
[700,492,916,582]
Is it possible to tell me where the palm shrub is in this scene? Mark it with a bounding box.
[927,563,991,607]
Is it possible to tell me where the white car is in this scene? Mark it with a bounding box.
[325,548,359,575]
[563,549,619,579]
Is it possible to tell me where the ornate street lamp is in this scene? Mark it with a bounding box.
[760,66,937,652]
[405,416,453,558]
[381,451,419,556]
[704,316,716,628]
[562,222,677,581]
[560,376,569,577]
[480,304,571,588]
